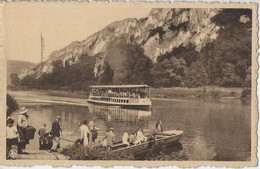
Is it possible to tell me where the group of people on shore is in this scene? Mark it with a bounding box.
[6,107,63,159]
[6,107,157,159]
[78,120,116,150]
[6,107,31,159]
[78,119,99,147]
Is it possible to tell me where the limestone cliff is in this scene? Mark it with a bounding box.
[23,8,221,79]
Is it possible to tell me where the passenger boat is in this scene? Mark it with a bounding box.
[87,85,152,109]
[111,130,183,154]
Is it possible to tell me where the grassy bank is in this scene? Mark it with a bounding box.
[150,86,250,100]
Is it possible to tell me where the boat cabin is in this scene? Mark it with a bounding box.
[87,85,152,108]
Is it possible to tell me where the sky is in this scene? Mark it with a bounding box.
[4,3,151,64]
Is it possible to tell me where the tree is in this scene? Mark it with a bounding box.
[6,94,18,117]
[151,57,187,87]
[184,60,208,87]
[122,44,153,85]
[106,39,153,85]
[10,73,20,86]
[98,60,114,85]
[221,63,242,87]
[151,60,172,87]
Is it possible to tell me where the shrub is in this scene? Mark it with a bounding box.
[62,144,134,160]
[6,94,18,117]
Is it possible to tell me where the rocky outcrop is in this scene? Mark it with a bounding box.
[22,8,222,79]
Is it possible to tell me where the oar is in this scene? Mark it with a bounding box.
[60,137,76,143]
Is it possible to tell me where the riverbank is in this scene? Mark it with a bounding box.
[150,86,250,99]
[8,86,250,101]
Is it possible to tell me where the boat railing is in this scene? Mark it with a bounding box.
[89,96,151,104]
[91,92,148,99]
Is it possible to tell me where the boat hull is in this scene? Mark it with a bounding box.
[112,130,183,154]
[87,99,151,110]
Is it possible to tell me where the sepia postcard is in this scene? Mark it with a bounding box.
[0,1,258,168]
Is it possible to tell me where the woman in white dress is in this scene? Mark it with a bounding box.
[122,132,129,146]
[79,120,89,146]
[134,129,147,145]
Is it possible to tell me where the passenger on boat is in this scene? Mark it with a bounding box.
[129,132,136,146]
[80,120,89,146]
[134,129,147,145]
[122,132,129,146]
[102,127,115,150]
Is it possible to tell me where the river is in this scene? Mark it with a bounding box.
[8,91,251,161]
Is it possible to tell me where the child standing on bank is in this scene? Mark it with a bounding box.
[6,118,19,159]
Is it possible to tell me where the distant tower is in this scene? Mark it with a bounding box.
[41,33,44,63]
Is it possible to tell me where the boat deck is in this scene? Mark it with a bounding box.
[112,130,183,154]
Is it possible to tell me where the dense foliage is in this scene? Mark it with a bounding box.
[18,9,251,90]
[20,54,96,91]
[152,9,252,88]
[6,94,18,117]
[106,39,153,85]
[62,144,134,160]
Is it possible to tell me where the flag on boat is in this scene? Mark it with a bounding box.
[155,118,163,133]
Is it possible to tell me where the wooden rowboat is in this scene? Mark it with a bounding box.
[111,130,183,154]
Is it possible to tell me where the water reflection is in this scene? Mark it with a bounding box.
[88,105,152,142]
[88,105,151,124]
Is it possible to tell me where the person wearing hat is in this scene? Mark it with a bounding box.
[17,107,29,154]
[102,127,115,150]
[50,116,62,152]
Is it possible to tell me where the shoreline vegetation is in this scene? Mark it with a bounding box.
[62,144,134,160]
[8,86,251,104]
